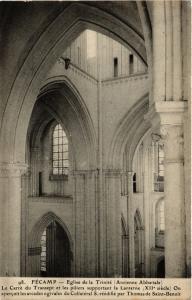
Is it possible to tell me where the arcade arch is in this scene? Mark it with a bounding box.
[28,212,73,277]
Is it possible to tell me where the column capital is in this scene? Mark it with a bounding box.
[0,162,28,178]
[160,125,184,163]
[145,101,188,129]
[160,125,184,143]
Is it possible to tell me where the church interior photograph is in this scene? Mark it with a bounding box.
[0,1,190,278]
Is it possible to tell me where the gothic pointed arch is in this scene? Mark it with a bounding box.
[28,212,73,277]
[27,77,97,170]
[29,211,73,249]
[108,94,150,170]
[0,2,148,165]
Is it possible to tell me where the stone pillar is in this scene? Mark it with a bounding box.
[146,101,187,277]
[98,167,107,277]
[184,109,191,277]
[122,234,129,277]
[28,246,41,276]
[165,1,173,101]
[138,226,145,277]
[72,170,97,277]
[30,147,39,196]
[127,171,135,277]
[0,163,28,276]
[150,0,186,278]
[172,1,182,102]
[104,169,121,277]
[21,170,30,276]
[143,143,151,277]
[84,170,98,276]
[161,124,185,277]
[152,1,166,102]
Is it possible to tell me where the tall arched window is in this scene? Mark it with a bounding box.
[40,221,72,277]
[155,199,165,247]
[133,173,137,193]
[40,229,46,275]
[52,124,69,175]
[157,200,165,232]
[153,141,164,192]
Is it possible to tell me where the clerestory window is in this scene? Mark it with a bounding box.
[114,57,118,77]
[153,142,164,192]
[155,199,165,248]
[52,124,69,175]
[133,173,137,193]
[156,200,165,232]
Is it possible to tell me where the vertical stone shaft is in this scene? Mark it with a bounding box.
[165,1,173,101]
[152,1,166,102]
[73,170,98,277]
[143,144,150,277]
[73,172,85,276]
[127,171,135,277]
[0,163,27,276]
[162,125,186,277]
[105,170,121,277]
[21,171,30,276]
[172,1,182,101]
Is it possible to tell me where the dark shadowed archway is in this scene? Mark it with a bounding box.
[28,212,73,277]
[157,256,165,278]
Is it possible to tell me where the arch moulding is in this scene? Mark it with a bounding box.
[0,2,147,165]
[28,211,73,250]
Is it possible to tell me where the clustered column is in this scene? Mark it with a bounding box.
[104,169,122,277]
[0,163,28,276]
[72,170,98,277]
